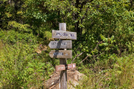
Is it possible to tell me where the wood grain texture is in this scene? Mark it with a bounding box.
[49,50,72,58]
[55,65,65,72]
[48,40,72,49]
[55,63,76,72]
[59,23,66,31]
[67,63,76,70]
[59,23,67,89]
[52,30,77,40]
[60,59,67,89]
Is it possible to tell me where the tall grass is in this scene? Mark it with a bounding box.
[76,54,134,89]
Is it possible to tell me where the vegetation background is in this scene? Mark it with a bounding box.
[0,0,134,88]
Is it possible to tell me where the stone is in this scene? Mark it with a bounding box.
[44,70,86,89]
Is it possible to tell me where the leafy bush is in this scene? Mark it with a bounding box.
[0,38,54,89]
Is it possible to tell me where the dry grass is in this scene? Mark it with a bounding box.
[76,54,134,89]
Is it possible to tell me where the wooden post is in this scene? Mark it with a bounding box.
[49,23,77,88]
[59,23,67,89]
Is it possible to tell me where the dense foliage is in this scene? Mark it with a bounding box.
[0,0,134,88]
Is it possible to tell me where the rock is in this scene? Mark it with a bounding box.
[44,70,86,89]
[35,44,47,54]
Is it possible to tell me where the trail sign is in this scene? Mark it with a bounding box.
[52,30,77,40]
[49,23,77,89]
[55,65,65,72]
[49,50,72,58]
[67,63,76,70]
[55,63,76,72]
[48,40,72,49]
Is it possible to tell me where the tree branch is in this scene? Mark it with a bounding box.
[72,52,84,63]
[129,0,133,10]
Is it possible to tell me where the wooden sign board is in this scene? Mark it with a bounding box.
[67,63,76,70]
[55,65,65,72]
[52,30,77,40]
[55,63,76,72]
[49,50,72,58]
[48,40,72,49]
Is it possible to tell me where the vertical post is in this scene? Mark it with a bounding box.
[59,23,67,89]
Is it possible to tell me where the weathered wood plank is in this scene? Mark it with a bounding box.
[55,63,76,72]
[49,50,72,58]
[59,59,67,89]
[55,65,65,72]
[52,30,77,40]
[59,23,66,31]
[67,63,76,70]
[48,40,72,49]
[59,23,67,89]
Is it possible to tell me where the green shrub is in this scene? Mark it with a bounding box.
[0,39,54,89]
